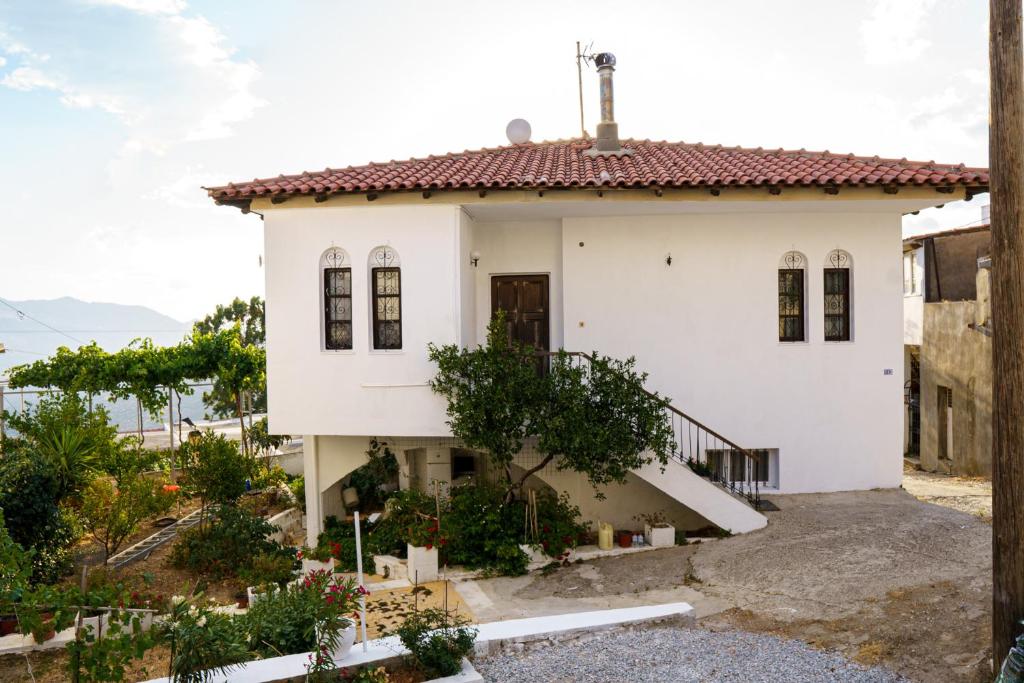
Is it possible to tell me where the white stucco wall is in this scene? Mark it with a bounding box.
[267,201,904,495]
[561,212,904,493]
[903,246,924,345]
[264,205,462,436]
[471,220,564,349]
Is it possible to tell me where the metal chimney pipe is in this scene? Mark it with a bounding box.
[587,52,629,156]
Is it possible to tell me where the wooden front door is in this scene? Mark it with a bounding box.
[490,274,549,351]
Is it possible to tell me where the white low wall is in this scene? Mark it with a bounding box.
[141,602,695,683]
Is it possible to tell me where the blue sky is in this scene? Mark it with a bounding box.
[0,0,989,320]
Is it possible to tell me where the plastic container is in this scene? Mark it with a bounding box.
[597,522,614,550]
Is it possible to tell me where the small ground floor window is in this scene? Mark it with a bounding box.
[706,448,778,489]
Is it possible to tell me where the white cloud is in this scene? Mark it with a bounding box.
[862,0,938,65]
[0,56,6,68]
[0,66,58,91]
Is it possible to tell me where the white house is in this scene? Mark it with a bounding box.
[207,55,988,543]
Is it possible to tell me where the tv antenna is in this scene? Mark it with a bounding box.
[576,41,595,139]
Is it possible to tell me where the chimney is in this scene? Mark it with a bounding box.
[585,52,632,157]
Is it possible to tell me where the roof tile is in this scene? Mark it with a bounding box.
[206,138,988,206]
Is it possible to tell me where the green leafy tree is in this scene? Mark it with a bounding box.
[192,296,266,420]
[429,314,544,497]
[179,431,252,521]
[429,315,674,501]
[189,327,266,456]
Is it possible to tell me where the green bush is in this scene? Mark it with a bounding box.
[0,447,81,583]
[347,439,398,510]
[392,607,476,678]
[365,489,436,558]
[317,518,374,572]
[251,464,288,491]
[180,431,253,508]
[239,552,295,589]
[445,483,527,576]
[170,507,286,580]
[243,582,317,657]
[533,491,590,559]
[288,476,305,513]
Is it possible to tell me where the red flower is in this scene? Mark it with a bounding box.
[440,538,448,546]
[425,543,433,550]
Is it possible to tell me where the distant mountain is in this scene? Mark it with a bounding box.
[0,297,190,374]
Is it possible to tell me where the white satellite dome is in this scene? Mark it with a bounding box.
[505,118,532,144]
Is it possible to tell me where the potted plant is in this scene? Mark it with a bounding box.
[299,545,335,575]
[246,583,279,606]
[303,570,362,674]
[636,511,675,548]
[406,520,440,583]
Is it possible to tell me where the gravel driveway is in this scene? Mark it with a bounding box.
[476,626,907,683]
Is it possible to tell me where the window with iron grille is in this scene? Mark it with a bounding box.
[824,267,851,341]
[324,267,352,350]
[705,448,773,485]
[778,269,805,342]
[372,267,402,349]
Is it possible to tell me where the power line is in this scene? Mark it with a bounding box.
[0,329,188,334]
[0,297,85,345]
[1,348,48,356]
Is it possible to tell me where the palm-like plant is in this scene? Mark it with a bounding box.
[36,425,100,500]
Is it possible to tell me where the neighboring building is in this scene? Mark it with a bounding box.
[903,221,992,476]
[206,56,988,544]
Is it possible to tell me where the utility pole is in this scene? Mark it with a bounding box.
[990,0,1024,668]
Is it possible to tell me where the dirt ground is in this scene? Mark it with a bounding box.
[901,462,992,521]
[463,487,992,683]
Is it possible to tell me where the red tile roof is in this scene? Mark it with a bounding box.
[206,138,989,208]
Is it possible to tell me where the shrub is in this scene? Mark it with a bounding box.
[392,607,476,678]
[533,491,589,559]
[3,393,117,500]
[445,483,526,575]
[179,431,252,510]
[317,518,373,572]
[170,507,285,580]
[81,474,174,563]
[238,552,295,589]
[366,489,435,558]
[0,511,32,609]
[251,464,288,491]
[159,596,250,683]
[0,448,81,583]
[244,570,360,665]
[347,439,398,510]
[289,476,306,513]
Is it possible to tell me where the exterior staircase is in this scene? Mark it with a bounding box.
[556,351,769,534]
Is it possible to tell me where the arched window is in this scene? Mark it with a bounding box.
[369,246,402,350]
[824,249,853,342]
[321,247,352,350]
[778,251,806,342]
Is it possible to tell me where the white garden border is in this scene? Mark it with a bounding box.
[141,601,694,683]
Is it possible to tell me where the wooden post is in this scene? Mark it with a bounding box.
[991,0,1024,667]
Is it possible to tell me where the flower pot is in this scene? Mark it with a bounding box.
[235,595,249,609]
[316,621,357,664]
[407,544,439,583]
[617,531,632,548]
[302,557,335,575]
[247,585,279,606]
[0,614,18,636]
[644,523,676,548]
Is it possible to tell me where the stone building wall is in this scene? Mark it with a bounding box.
[919,301,992,475]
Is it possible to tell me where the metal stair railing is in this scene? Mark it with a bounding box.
[536,350,762,510]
